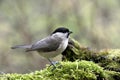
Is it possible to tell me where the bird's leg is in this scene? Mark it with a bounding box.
[47,58,56,67]
[47,58,62,70]
[47,58,57,71]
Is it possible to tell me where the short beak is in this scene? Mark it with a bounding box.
[69,31,73,34]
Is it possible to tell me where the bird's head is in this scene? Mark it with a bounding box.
[52,27,72,38]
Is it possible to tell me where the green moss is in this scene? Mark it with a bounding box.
[1,60,120,80]
[0,60,107,80]
[105,70,120,80]
[95,49,120,72]
[62,38,98,61]
[62,38,120,72]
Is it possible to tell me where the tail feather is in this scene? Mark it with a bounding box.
[11,45,32,49]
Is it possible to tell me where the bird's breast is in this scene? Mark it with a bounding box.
[57,39,68,52]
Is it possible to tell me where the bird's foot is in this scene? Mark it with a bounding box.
[48,61,62,71]
[47,58,62,71]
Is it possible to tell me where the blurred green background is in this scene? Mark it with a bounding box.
[0,0,120,73]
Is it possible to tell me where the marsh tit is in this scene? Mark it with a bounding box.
[11,27,72,66]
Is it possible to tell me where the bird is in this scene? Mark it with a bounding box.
[11,27,72,67]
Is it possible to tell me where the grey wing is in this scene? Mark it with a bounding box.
[27,37,61,52]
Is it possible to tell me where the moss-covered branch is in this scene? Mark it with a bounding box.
[0,61,120,80]
[62,38,120,72]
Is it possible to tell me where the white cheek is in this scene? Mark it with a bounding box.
[52,32,68,38]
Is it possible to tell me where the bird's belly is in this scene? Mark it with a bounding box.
[38,51,61,58]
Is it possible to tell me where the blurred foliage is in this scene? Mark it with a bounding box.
[0,0,120,73]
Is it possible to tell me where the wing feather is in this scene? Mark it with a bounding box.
[27,36,62,52]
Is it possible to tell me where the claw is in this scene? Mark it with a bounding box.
[47,58,62,71]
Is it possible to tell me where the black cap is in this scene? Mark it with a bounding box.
[52,27,72,34]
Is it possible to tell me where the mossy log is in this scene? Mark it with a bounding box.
[0,61,120,80]
[62,38,120,72]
